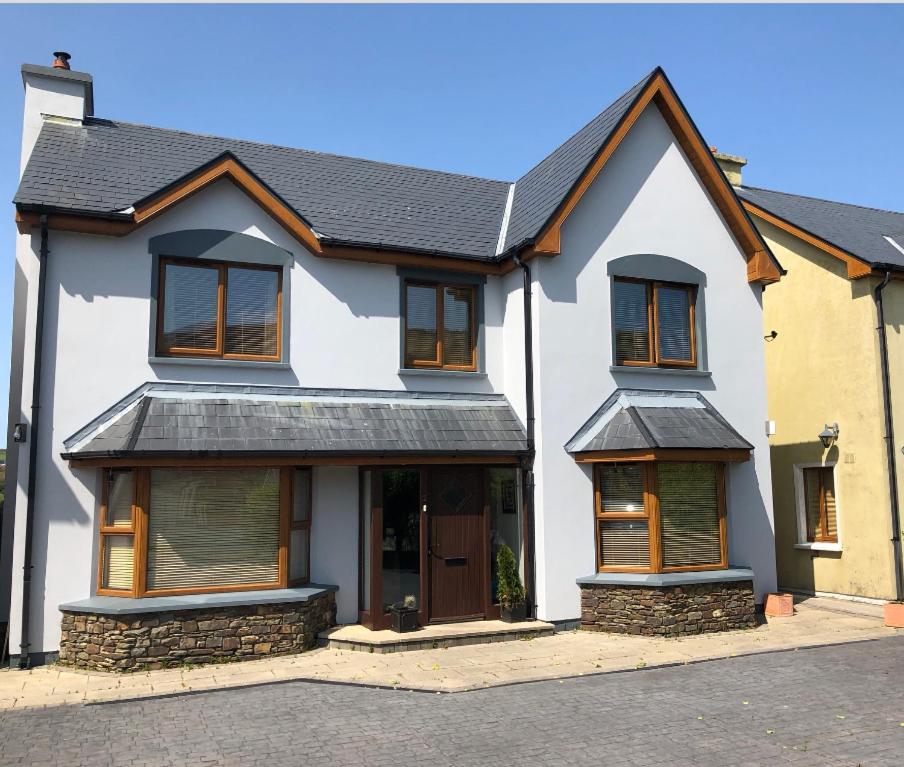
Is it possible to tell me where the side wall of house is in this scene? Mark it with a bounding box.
[531,103,776,622]
[4,179,511,654]
[758,219,897,600]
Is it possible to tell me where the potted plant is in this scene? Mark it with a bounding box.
[390,594,419,633]
[497,544,527,622]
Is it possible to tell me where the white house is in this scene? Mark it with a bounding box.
[1,52,781,669]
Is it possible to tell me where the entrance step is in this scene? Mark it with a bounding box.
[320,619,555,653]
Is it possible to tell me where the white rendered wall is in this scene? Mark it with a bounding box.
[5,178,512,653]
[531,103,777,622]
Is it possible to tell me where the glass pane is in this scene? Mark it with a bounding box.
[225,267,279,357]
[443,286,474,366]
[147,468,280,591]
[657,285,693,361]
[102,535,134,590]
[405,284,438,363]
[361,471,372,611]
[293,469,311,522]
[489,468,522,603]
[804,468,824,541]
[824,471,838,540]
[659,463,721,568]
[599,464,645,513]
[105,470,134,528]
[613,280,650,363]
[162,263,219,351]
[599,520,649,568]
[290,529,309,583]
[381,469,420,611]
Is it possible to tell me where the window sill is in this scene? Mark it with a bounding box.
[577,568,754,588]
[398,368,487,379]
[150,356,291,370]
[610,365,712,378]
[59,585,338,616]
[794,542,842,552]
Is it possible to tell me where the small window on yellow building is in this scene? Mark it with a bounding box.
[802,466,838,544]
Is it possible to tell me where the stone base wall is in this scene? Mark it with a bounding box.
[59,592,336,672]
[580,580,756,636]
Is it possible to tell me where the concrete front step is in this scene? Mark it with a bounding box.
[320,619,556,653]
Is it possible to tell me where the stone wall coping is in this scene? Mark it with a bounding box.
[59,585,339,616]
[576,568,755,588]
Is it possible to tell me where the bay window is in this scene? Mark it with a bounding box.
[594,461,726,573]
[96,466,311,597]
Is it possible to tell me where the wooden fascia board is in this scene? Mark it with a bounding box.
[741,200,874,280]
[573,448,751,464]
[319,245,510,275]
[530,73,781,285]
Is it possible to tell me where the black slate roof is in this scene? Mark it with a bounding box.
[502,70,657,252]
[565,389,752,454]
[736,185,904,270]
[62,386,528,459]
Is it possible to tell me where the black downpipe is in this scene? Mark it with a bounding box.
[513,254,537,618]
[18,215,49,669]
[874,270,904,602]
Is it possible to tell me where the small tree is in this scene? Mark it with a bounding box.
[496,544,525,610]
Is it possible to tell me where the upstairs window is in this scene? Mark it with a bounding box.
[802,466,838,543]
[612,278,696,367]
[157,258,282,361]
[404,280,476,371]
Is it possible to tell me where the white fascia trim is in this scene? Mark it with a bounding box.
[882,235,904,258]
[142,389,512,408]
[64,395,146,453]
[494,183,516,257]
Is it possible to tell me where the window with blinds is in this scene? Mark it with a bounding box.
[98,470,135,593]
[146,468,281,592]
[157,259,282,361]
[404,281,477,370]
[594,461,726,573]
[612,278,696,367]
[658,463,722,568]
[803,467,838,543]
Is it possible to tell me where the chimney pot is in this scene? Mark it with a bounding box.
[52,51,71,70]
[711,149,747,187]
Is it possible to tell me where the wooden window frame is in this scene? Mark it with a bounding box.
[802,466,838,544]
[593,461,727,574]
[96,466,306,598]
[156,257,283,362]
[403,280,478,371]
[612,277,697,369]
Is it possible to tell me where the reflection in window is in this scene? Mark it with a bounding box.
[489,467,523,603]
[381,470,421,611]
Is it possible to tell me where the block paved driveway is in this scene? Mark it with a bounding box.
[1,636,902,767]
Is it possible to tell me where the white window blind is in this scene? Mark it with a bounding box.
[656,285,693,362]
[406,284,438,363]
[147,468,281,591]
[161,263,220,351]
[658,462,721,567]
[106,470,134,528]
[598,520,650,568]
[599,464,645,513]
[613,280,650,363]
[102,535,134,591]
[225,267,279,357]
[443,286,474,366]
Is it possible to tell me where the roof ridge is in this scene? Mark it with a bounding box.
[512,68,659,186]
[82,116,513,187]
[739,184,904,218]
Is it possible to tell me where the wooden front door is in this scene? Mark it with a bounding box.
[427,467,485,622]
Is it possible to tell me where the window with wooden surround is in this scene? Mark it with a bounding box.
[594,462,726,572]
[157,258,282,361]
[96,466,312,597]
[802,466,838,543]
[404,281,477,370]
[612,278,697,367]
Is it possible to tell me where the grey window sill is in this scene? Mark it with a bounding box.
[577,567,755,588]
[794,542,842,552]
[610,365,712,378]
[398,368,487,379]
[150,356,291,370]
[59,585,338,616]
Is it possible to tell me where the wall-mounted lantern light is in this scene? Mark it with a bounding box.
[819,423,839,449]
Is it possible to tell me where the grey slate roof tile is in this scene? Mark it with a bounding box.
[66,390,527,458]
[736,185,904,270]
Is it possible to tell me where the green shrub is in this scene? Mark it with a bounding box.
[496,544,525,609]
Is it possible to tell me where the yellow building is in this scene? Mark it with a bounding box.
[714,153,904,602]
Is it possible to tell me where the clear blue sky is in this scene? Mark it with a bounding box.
[1,4,902,430]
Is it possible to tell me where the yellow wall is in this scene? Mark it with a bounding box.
[758,219,899,599]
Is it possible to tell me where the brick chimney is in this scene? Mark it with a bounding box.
[710,147,746,187]
[20,51,93,177]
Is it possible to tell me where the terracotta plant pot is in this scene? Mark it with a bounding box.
[764,593,794,617]
[884,601,904,628]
